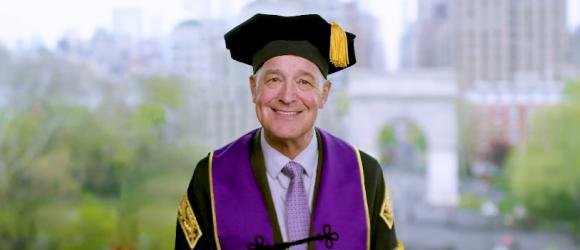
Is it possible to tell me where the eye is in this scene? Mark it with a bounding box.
[297,79,314,90]
[267,77,282,83]
[264,76,282,87]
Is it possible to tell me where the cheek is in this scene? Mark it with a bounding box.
[255,88,277,106]
[302,93,322,109]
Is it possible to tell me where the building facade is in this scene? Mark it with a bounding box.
[400,0,454,69]
[465,80,563,165]
[455,0,567,87]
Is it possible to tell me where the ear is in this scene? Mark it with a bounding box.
[249,75,257,103]
[319,80,332,108]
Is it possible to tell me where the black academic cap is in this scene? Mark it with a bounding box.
[224,14,357,77]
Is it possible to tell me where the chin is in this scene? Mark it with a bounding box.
[266,125,308,141]
[270,129,301,140]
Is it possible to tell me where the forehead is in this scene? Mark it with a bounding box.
[258,55,324,78]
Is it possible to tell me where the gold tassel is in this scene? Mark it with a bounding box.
[329,22,349,68]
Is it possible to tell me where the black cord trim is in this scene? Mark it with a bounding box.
[248,224,339,250]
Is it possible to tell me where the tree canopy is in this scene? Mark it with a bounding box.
[506,80,580,235]
[0,48,205,249]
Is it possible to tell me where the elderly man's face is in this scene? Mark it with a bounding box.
[250,55,330,143]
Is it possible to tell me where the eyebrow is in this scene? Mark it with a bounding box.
[261,69,283,77]
[259,69,321,84]
[296,70,316,80]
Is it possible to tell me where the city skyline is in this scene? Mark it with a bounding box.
[0,0,579,72]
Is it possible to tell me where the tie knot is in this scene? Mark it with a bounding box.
[282,161,304,179]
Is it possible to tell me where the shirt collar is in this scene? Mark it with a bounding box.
[260,128,318,179]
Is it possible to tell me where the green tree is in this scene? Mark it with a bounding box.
[0,49,205,249]
[506,80,580,235]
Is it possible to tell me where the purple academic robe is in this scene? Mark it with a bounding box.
[209,128,370,249]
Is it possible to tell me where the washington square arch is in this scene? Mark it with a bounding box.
[344,68,459,206]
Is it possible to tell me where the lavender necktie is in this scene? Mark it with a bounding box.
[282,161,310,249]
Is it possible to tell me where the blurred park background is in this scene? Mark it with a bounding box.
[1,0,579,249]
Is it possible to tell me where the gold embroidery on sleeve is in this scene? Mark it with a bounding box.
[178,195,202,249]
[392,240,405,250]
[380,183,394,230]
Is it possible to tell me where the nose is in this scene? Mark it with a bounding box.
[278,81,298,104]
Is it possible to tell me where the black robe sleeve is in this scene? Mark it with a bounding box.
[359,150,402,250]
[175,155,218,250]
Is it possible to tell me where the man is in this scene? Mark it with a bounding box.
[175,13,403,250]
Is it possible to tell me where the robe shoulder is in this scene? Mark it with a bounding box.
[358,150,383,187]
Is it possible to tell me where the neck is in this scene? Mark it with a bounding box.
[262,129,314,159]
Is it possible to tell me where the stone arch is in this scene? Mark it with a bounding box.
[344,68,459,206]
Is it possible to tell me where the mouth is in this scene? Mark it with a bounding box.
[272,108,302,116]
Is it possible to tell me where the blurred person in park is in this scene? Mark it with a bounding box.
[174,13,403,250]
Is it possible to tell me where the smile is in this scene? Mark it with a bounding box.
[272,108,302,116]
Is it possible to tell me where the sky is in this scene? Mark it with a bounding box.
[0,0,189,46]
[0,0,579,70]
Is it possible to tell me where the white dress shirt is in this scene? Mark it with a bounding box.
[260,129,318,242]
